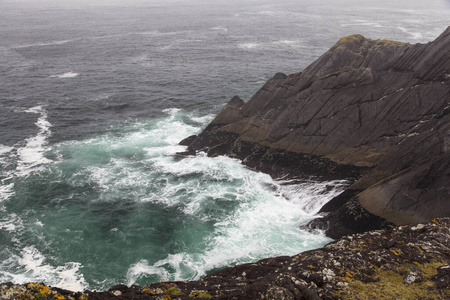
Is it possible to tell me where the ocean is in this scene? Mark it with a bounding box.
[0,0,448,292]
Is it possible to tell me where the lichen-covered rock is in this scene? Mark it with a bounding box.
[1,218,449,299]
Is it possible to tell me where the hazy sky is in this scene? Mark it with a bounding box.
[1,0,450,8]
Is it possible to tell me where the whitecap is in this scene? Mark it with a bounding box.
[0,182,15,203]
[126,259,170,285]
[128,168,336,283]
[50,72,79,79]
[135,30,189,37]
[210,26,228,32]
[0,213,23,232]
[237,42,260,50]
[14,246,87,292]
[272,39,307,49]
[397,26,424,39]
[0,144,14,171]
[0,145,13,156]
[340,22,383,28]
[189,113,214,124]
[16,106,52,177]
[14,39,74,49]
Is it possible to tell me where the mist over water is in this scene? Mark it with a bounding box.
[0,0,448,292]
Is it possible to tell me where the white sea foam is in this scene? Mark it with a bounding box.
[135,30,189,37]
[189,113,214,124]
[340,19,383,28]
[16,106,52,177]
[50,72,79,79]
[0,145,13,156]
[0,213,23,232]
[0,146,14,199]
[126,164,335,283]
[397,26,424,39]
[14,246,87,292]
[14,39,74,49]
[124,114,337,283]
[272,39,306,49]
[237,42,260,50]
[0,182,15,203]
[279,179,349,214]
[238,40,306,51]
[49,109,340,287]
[126,259,171,285]
[210,26,228,32]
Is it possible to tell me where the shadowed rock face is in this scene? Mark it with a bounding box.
[183,27,450,237]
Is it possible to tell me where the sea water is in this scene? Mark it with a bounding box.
[0,0,448,292]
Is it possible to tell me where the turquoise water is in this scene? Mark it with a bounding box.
[1,0,448,292]
[0,108,347,291]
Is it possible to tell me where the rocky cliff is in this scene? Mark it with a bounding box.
[1,29,449,300]
[181,27,450,238]
[2,218,449,299]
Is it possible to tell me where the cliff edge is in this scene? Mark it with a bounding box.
[2,218,449,299]
[181,27,450,238]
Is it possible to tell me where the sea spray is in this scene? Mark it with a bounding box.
[0,109,343,290]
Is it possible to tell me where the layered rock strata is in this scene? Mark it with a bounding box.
[181,27,450,237]
[1,218,449,299]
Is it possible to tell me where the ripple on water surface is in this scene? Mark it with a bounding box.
[0,109,346,291]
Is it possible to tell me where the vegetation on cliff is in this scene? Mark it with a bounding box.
[1,218,448,299]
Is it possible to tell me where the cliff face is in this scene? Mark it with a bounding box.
[182,27,450,237]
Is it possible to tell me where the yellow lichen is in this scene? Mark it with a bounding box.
[343,260,448,299]
[77,294,88,300]
[346,271,355,278]
[338,34,365,44]
[390,249,401,256]
[189,290,212,298]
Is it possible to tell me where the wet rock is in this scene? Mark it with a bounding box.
[1,218,448,299]
[183,27,450,237]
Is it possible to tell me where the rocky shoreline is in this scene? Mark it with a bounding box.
[2,28,449,299]
[1,218,449,299]
[181,26,450,238]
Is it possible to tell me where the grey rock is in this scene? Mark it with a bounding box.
[183,26,450,237]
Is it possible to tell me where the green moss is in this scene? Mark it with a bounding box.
[165,286,184,296]
[189,290,212,298]
[34,294,45,300]
[338,34,365,44]
[342,260,449,299]
[376,39,406,46]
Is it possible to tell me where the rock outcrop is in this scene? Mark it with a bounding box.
[2,218,449,299]
[181,27,450,238]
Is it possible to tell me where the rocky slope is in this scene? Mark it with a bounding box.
[1,218,449,299]
[181,27,450,238]
[1,29,449,300]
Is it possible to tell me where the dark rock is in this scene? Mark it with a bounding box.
[318,189,360,213]
[2,218,448,299]
[301,289,320,300]
[183,26,450,237]
[432,265,450,289]
[273,72,288,80]
[179,134,197,146]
